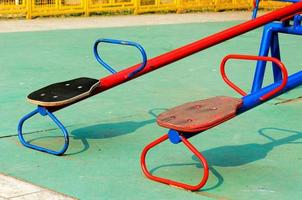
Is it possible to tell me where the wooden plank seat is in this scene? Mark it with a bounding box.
[157,96,243,133]
[27,77,99,107]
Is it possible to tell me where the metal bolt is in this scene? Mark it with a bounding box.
[195,105,202,109]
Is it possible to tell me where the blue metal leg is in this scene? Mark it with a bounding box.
[251,25,273,93]
[251,21,302,93]
[18,106,69,156]
[271,32,282,82]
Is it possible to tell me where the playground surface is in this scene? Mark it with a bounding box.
[0,11,261,33]
[0,173,76,199]
[1,13,302,200]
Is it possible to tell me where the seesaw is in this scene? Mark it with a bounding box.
[18,1,302,191]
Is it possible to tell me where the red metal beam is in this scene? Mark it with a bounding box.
[47,2,302,112]
[100,2,302,89]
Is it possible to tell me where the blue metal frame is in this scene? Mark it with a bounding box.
[93,38,147,78]
[252,18,302,93]
[241,15,302,111]
[18,106,69,155]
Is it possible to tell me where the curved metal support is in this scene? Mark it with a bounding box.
[220,54,288,101]
[141,134,209,191]
[93,38,147,78]
[18,106,69,156]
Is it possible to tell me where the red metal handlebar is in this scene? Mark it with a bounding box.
[141,134,209,191]
[220,54,288,101]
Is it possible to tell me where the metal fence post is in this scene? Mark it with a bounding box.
[214,0,219,11]
[133,0,139,14]
[176,0,181,13]
[84,0,89,17]
[26,0,33,19]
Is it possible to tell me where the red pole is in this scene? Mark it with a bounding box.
[99,2,302,90]
[47,2,302,111]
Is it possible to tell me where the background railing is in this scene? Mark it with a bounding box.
[0,0,291,19]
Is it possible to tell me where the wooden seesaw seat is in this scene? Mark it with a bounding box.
[157,96,243,132]
[27,77,99,107]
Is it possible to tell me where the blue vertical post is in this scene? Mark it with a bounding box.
[271,32,282,82]
[251,24,274,93]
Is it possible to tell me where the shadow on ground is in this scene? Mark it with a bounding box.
[195,127,302,167]
[25,108,166,155]
[68,108,167,155]
[69,118,155,155]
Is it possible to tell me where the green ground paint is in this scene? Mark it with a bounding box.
[0,21,302,200]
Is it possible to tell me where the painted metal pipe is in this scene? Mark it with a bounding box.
[239,70,302,112]
[48,2,302,112]
[252,22,302,92]
[100,2,302,90]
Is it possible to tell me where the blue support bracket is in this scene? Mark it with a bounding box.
[18,106,69,155]
[168,129,199,144]
[294,14,302,27]
[168,129,182,144]
[93,38,147,78]
[251,19,302,93]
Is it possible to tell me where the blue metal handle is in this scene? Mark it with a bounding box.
[18,106,69,155]
[93,38,147,78]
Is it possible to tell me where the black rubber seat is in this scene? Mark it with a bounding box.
[27,77,99,107]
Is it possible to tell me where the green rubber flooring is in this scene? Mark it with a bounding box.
[1,21,302,200]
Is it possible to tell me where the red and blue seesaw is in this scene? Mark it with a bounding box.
[18,0,302,191]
